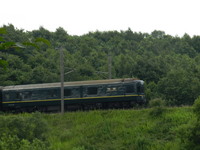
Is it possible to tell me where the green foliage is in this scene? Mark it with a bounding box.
[2,24,200,106]
[193,96,200,120]
[0,25,51,72]
[43,107,194,150]
[0,59,8,70]
[185,98,200,149]
[158,67,200,106]
[0,107,197,150]
[149,106,166,118]
[0,112,49,150]
[145,81,159,100]
[148,98,166,118]
[177,98,200,150]
[149,98,166,108]
[185,121,200,150]
[0,135,47,150]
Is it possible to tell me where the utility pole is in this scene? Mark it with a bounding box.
[108,52,112,79]
[60,47,64,114]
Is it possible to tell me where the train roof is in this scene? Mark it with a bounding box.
[2,78,141,91]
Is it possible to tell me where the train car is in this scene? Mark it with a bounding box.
[0,78,145,112]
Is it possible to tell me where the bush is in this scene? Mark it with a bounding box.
[180,97,200,150]
[193,96,200,120]
[0,112,50,150]
[148,98,166,108]
[149,98,166,117]
[0,135,47,150]
[189,97,200,148]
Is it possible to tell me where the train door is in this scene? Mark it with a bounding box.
[80,86,83,98]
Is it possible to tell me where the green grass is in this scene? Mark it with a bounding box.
[0,107,196,150]
[44,107,195,150]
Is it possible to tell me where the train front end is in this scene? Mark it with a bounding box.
[135,80,146,104]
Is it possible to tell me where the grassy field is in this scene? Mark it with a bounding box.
[0,106,197,150]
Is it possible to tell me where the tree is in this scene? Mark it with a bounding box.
[1,26,50,58]
[158,68,200,105]
[151,30,165,39]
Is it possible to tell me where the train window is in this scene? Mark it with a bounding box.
[49,89,58,98]
[23,92,32,100]
[64,89,72,97]
[107,87,117,92]
[137,83,144,93]
[87,87,98,95]
[16,93,20,99]
[5,93,10,100]
[125,85,135,93]
[16,92,22,100]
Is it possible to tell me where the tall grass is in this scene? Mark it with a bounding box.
[43,107,195,150]
[0,106,196,150]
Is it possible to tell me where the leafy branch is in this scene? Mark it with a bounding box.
[0,27,50,69]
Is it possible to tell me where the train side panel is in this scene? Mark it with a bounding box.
[1,79,145,112]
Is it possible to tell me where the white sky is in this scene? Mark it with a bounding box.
[1,0,200,37]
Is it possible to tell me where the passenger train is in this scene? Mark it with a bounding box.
[0,78,145,112]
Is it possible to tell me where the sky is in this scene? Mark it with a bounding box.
[1,0,200,37]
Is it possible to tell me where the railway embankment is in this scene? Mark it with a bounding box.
[0,104,199,150]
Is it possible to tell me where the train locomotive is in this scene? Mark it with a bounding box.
[0,78,145,112]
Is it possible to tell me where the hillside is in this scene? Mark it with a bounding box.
[1,24,200,106]
[0,106,199,150]
[1,24,200,149]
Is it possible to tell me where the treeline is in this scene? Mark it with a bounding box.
[1,24,200,106]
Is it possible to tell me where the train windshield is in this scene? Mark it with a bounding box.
[137,81,144,94]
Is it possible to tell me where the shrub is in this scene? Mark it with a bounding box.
[181,97,200,150]
[149,98,166,117]
[3,112,49,142]
[0,133,48,150]
[148,98,166,108]
[0,112,50,150]
[193,96,200,120]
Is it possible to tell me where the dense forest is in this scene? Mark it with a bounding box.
[1,24,200,106]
